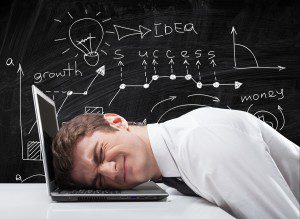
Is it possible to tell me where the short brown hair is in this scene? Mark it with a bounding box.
[52,113,118,188]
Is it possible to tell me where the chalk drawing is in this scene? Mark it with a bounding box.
[84,106,104,114]
[54,11,112,66]
[247,104,285,130]
[231,27,285,71]
[16,174,45,183]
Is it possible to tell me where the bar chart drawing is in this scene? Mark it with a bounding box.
[26,141,42,161]
[84,106,104,114]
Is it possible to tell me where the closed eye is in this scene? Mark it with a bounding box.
[92,142,103,188]
[99,146,103,163]
[99,146,105,187]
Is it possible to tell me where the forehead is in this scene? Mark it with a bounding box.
[75,130,109,149]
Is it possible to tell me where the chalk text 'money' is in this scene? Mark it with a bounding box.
[240,89,284,103]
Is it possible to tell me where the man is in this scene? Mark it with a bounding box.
[52,107,299,218]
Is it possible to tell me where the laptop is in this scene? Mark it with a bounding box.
[32,85,169,202]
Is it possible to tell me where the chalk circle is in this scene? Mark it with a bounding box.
[213,82,220,88]
[152,75,159,80]
[143,84,149,89]
[170,74,176,80]
[120,84,126,89]
[15,174,22,181]
[6,58,14,66]
[254,111,278,130]
[196,82,203,88]
[185,74,192,80]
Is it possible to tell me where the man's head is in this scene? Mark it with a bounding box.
[52,113,161,190]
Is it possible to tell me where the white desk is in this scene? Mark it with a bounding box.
[0,183,234,219]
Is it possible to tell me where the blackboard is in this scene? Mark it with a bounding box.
[0,0,299,183]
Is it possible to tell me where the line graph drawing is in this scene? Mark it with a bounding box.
[108,41,244,106]
[9,62,42,161]
[27,65,105,137]
[109,72,242,106]
[16,63,42,161]
[231,27,286,71]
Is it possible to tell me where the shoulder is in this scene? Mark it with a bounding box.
[185,107,261,137]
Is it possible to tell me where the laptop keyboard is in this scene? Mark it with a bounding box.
[56,189,122,194]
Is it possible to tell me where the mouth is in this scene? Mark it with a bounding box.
[123,157,126,183]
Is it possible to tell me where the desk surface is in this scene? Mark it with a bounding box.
[0,183,234,219]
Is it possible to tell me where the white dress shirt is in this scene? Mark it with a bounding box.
[147,107,300,219]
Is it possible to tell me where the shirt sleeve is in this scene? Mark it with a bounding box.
[257,118,300,203]
[178,125,300,219]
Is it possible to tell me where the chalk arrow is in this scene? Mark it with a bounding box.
[235,81,242,89]
[114,25,151,41]
[231,26,237,67]
[278,105,285,130]
[183,59,190,65]
[195,60,201,66]
[118,60,124,66]
[152,59,158,65]
[139,25,152,38]
[168,59,174,65]
[231,26,237,35]
[142,59,147,66]
[151,96,176,112]
[158,104,207,123]
[188,93,220,102]
[234,66,286,71]
[96,65,105,76]
[17,64,24,76]
[210,59,217,67]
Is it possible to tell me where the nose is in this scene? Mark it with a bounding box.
[97,161,119,181]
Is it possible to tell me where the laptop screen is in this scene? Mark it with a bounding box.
[37,94,58,182]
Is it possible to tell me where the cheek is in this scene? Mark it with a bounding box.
[112,135,146,156]
[108,135,151,171]
[127,145,151,176]
[126,140,148,160]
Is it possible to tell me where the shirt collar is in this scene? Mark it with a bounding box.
[147,123,180,177]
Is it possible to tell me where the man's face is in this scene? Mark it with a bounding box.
[71,128,154,189]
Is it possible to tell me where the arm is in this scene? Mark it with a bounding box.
[179,125,299,218]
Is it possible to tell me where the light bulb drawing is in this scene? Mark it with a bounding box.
[69,18,104,66]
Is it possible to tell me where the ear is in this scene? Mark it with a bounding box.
[103,113,129,130]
